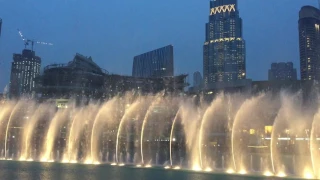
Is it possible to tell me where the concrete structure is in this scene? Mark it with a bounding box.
[37,53,188,101]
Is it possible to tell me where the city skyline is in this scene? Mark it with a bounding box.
[0,0,317,92]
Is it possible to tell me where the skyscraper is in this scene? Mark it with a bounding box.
[9,49,41,99]
[203,0,246,87]
[268,62,297,81]
[132,45,174,78]
[299,6,320,80]
[193,71,203,87]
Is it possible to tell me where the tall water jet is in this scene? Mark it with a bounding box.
[198,94,224,169]
[270,91,311,177]
[140,95,163,165]
[4,100,31,159]
[90,98,117,164]
[180,98,205,170]
[116,97,149,164]
[311,108,320,178]
[170,108,181,167]
[231,94,264,173]
[20,103,54,161]
[41,106,72,161]
[64,103,99,162]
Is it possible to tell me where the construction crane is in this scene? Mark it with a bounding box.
[17,29,53,51]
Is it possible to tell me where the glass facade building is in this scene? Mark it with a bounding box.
[299,6,320,81]
[203,0,246,86]
[268,62,297,81]
[132,45,174,78]
[9,49,41,98]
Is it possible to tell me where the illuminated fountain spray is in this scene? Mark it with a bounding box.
[41,108,71,162]
[64,104,100,163]
[270,92,313,177]
[169,108,181,167]
[90,98,117,164]
[198,94,224,170]
[231,94,264,174]
[311,108,320,178]
[140,95,163,165]
[1,90,320,179]
[4,100,29,159]
[0,102,16,159]
[116,100,141,164]
[20,103,53,161]
[179,99,205,171]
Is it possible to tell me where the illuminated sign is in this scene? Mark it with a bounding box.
[204,37,242,45]
[210,4,236,15]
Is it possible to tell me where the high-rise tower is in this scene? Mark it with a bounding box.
[203,0,246,87]
[299,6,320,81]
[9,49,41,99]
[132,45,174,78]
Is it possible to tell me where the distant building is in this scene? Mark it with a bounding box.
[36,53,107,101]
[268,62,297,81]
[193,71,202,87]
[203,0,246,87]
[37,53,188,101]
[104,74,188,97]
[9,49,41,99]
[132,45,174,78]
[299,6,320,80]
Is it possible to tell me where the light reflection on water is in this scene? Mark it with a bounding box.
[0,161,279,180]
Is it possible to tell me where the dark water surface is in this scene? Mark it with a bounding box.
[0,161,300,180]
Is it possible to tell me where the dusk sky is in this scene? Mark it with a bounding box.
[0,0,317,92]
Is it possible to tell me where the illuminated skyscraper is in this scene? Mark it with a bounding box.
[9,49,41,99]
[299,6,320,80]
[203,0,246,87]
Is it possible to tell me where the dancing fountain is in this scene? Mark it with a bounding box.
[0,91,320,179]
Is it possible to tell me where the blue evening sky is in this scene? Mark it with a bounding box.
[0,0,317,92]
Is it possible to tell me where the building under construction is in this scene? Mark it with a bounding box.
[36,53,188,102]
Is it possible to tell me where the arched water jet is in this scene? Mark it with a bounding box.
[90,98,117,164]
[0,102,16,158]
[270,92,311,177]
[41,107,72,161]
[198,94,224,169]
[140,95,163,165]
[170,108,181,167]
[20,103,53,161]
[179,99,205,170]
[311,108,320,178]
[64,104,100,162]
[231,94,264,173]
[4,101,28,159]
[116,100,145,164]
